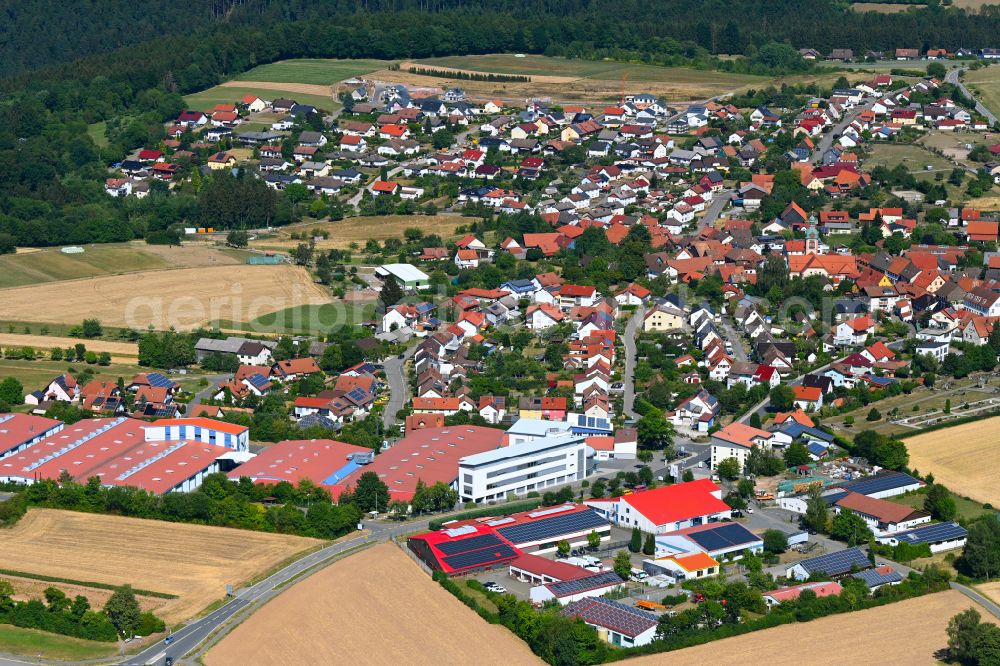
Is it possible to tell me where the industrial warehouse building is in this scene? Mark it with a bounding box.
[0,417,244,494]
[445,503,611,555]
[228,439,374,489]
[0,414,64,457]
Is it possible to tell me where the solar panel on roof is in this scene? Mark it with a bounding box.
[563,598,658,637]
[800,547,869,575]
[894,521,966,545]
[442,544,518,570]
[497,509,609,545]
[146,373,176,388]
[435,533,502,555]
[548,571,622,596]
[840,472,920,497]
[346,388,369,403]
[685,523,759,552]
[248,374,270,390]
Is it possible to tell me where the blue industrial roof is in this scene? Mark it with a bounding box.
[495,508,609,545]
[839,472,922,497]
[322,461,361,486]
[684,523,761,553]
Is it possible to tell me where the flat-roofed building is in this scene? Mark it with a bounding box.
[143,418,250,452]
[458,433,589,504]
[375,263,431,290]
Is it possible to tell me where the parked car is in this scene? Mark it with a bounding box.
[486,584,507,594]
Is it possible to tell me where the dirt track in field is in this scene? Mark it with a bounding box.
[205,543,541,666]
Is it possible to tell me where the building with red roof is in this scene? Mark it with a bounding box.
[0,418,233,494]
[143,417,250,451]
[764,581,842,606]
[0,414,64,456]
[407,523,520,576]
[228,439,373,488]
[334,426,504,502]
[584,479,731,534]
[509,553,590,584]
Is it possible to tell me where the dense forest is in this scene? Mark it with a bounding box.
[4,0,1000,247]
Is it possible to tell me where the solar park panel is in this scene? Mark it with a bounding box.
[435,533,502,556]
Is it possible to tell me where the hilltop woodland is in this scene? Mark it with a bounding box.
[5,1,1000,247]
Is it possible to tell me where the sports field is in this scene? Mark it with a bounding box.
[0,243,244,290]
[0,509,323,624]
[0,264,330,330]
[903,416,1000,506]
[205,543,540,666]
[632,590,994,665]
[963,66,1000,120]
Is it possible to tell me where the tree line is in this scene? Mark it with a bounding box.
[406,66,530,82]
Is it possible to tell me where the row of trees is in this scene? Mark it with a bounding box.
[0,581,162,643]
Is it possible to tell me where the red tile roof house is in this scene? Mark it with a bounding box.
[834,492,931,535]
[371,180,400,196]
[271,357,322,381]
[793,385,824,411]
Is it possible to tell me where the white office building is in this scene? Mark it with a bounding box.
[458,433,589,503]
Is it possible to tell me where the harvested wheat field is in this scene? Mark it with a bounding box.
[220,79,333,98]
[0,334,138,361]
[205,543,541,666]
[0,509,323,623]
[904,416,1000,506]
[631,590,994,666]
[0,265,330,330]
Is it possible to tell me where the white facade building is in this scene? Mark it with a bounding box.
[457,433,588,503]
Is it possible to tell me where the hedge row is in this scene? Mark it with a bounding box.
[428,499,543,531]
[0,568,177,599]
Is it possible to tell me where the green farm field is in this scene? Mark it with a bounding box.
[0,624,118,662]
[184,85,334,114]
[963,65,1000,120]
[233,58,392,85]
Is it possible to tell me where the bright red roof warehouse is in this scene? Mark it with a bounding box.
[228,439,372,488]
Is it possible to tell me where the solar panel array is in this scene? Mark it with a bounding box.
[800,547,870,576]
[247,374,270,390]
[894,521,967,545]
[346,387,369,404]
[146,373,176,388]
[435,532,503,555]
[686,523,759,552]
[548,571,623,596]
[852,567,903,587]
[562,598,658,638]
[442,544,518,571]
[840,472,920,497]
[497,509,609,545]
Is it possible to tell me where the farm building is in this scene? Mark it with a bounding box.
[457,433,590,504]
[853,565,904,591]
[561,598,659,648]
[0,417,235,494]
[584,479,731,534]
[333,426,504,503]
[407,524,520,576]
[643,551,719,582]
[445,503,611,555]
[833,492,931,535]
[529,570,624,606]
[654,522,764,561]
[877,521,968,553]
[375,263,431,290]
[786,547,872,581]
[144,418,250,452]
[228,439,374,488]
[834,471,923,499]
[0,414,64,457]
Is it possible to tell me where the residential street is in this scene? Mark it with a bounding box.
[382,346,415,431]
[719,315,748,362]
[622,306,645,420]
[811,100,875,164]
[698,188,732,232]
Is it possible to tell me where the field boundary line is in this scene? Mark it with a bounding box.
[0,568,177,599]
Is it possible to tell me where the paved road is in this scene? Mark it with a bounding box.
[698,188,732,232]
[622,307,645,420]
[811,100,875,164]
[719,315,748,362]
[382,346,415,430]
[946,68,998,127]
[349,164,405,208]
[951,581,1000,619]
